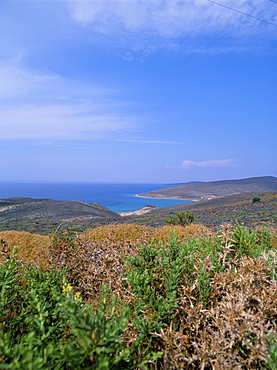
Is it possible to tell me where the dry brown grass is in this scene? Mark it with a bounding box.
[153,256,277,369]
[262,193,277,202]
[47,234,142,303]
[85,223,153,244]
[85,223,214,245]
[152,224,215,242]
[272,234,277,249]
[0,231,50,269]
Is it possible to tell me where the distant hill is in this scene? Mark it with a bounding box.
[0,197,121,223]
[123,190,277,229]
[165,181,204,186]
[138,176,277,201]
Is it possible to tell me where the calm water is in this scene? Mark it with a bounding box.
[0,182,192,213]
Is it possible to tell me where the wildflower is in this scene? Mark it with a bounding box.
[62,282,73,293]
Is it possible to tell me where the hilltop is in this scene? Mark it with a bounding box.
[138,176,277,200]
[0,197,120,231]
[141,190,277,228]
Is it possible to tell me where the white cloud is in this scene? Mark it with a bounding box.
[0,104,135,140]
[0,61,59,99]
[0,61,140,141]
[116,139,184,144]
[175,158,238,168]
[63,0,277,38]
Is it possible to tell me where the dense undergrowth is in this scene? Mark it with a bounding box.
[0,223,277,369]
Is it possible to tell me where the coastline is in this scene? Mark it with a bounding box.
[118,205,157,217]
[135,194,198,202]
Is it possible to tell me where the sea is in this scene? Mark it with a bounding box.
[0,182,192,213]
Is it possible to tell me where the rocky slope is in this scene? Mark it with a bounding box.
[138,176,277,200]
[129,190,277,229]
[0,197,121,224]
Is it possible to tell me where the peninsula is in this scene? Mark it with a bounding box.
[137,176,277,201]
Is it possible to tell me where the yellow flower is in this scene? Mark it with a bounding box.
[62,284,73,293]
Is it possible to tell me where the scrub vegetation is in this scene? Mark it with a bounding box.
[0,222,277,369]
[165,211,195,226]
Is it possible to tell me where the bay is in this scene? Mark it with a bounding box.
[0,182,192,213]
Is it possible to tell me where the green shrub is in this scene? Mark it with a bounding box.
[230,224,272,258]
[252,195,261,203]
[165,211,194,226]
[266,333,277,370]
[0,250,157,369]
[125,235,188,321]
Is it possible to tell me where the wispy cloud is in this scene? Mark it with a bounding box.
[64,0,276,38]
[0,104,137,140]
[168,158,238,169]
[0,60,59,100]
[0,61,140,141]
[116,139,184,145]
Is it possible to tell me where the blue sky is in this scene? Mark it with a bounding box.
[0,0,276,183]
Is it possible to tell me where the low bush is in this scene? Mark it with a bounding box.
[0,223,276,369]
[165,211,194,226]
[0,249,157,369]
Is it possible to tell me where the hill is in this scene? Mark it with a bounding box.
[142,190,277,226]
[0,197,121,225]
[138,176,277,200]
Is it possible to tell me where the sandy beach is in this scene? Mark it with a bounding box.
[118,205,157,217]
[135,194,199,201]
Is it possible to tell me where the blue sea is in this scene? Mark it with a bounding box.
[0,182,192,213]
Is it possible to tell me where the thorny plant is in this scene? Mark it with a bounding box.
[0,249,159,369]
[0,223,276,369]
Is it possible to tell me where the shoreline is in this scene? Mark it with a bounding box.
[135,194,199,202]
[118,205,157,217]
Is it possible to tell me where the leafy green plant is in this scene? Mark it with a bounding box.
[0,250,158,369]
[197,261,211,307]
[0,247,21,327]
[165,211,194,226]
[125,234,195,321]
[68,226,84,233]
[60,285,156,370]
[266,333,277,370]
[230,224,272,258]
[0,251,65,369]
[252,196,261,203]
